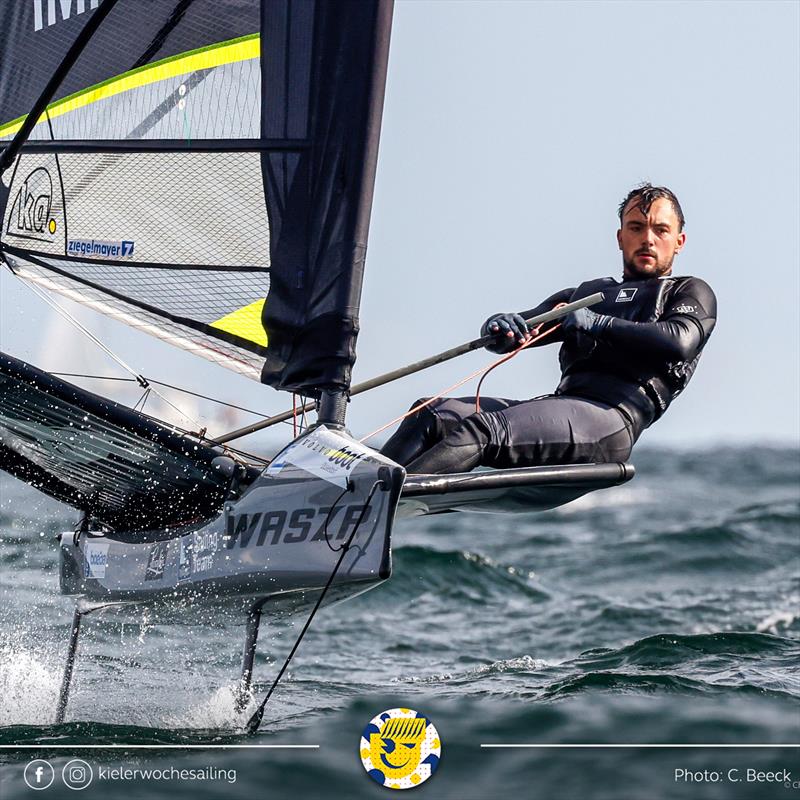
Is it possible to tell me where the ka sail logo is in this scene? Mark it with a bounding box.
[615,287,638,303]
[360,708,441,790]
[7,167,58,242]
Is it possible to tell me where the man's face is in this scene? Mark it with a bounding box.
[617,197,686,279]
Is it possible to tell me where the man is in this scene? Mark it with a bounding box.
[381,183,717,474]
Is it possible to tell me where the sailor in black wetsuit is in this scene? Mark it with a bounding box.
[381,183,717,474]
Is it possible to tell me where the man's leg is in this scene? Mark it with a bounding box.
[380,397,517,466]
[405,395,634,474]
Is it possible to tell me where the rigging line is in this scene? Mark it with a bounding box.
[474,304,567,412]
[300,395,309,433]
[245,479,384,735]
[46,376,271,465]
[219,444,270,466]
[52,373,133,381]
[51,372,276,419]
[214,294,604,444]
[21,280,205,431]
[133,386,151,413]
[358,323,562,444]
[475,322,561,412]
[321,484,353,553]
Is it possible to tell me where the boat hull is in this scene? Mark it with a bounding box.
[59,426,405,621]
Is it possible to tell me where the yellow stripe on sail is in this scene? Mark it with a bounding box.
[0,34,260,138]
[210,298,267,348]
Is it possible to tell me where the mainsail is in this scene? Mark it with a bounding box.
[0,0,393,392]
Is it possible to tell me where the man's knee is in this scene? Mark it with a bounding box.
[409,397,432,413]
[443,412,492,449]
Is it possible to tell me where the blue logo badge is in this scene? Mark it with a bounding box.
[360,708,441,789]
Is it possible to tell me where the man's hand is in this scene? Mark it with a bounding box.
[562,307,613,338]
[481,312,529,353]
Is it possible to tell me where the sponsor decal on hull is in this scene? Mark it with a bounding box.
[145,541,168,582]
[84,541,109,579]
[224,504,373,549]
[190,530,219,574]
[178,538,191,583]
[268,428,373,488]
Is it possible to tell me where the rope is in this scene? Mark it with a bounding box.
[25,282,147,387]
[321,483,355,553]
[474,303,567,412]
[133,386,152,413]
[474,322,561,412]
[22,281,204,430]
[245,479,384,733]
[358,313,565,444]
[51,372,275,419]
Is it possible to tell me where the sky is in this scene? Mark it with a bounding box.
[1,0,798,451]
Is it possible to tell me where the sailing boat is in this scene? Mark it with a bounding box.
[0,0,633,724]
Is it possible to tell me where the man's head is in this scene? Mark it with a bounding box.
[617,183,686,279]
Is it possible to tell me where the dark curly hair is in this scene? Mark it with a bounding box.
[618,183,685,231]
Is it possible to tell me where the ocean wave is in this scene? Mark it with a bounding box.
[392,654,551,685]
[548,486,653,515]
[0,720,252,748]
[381,545,550,602]
[575,632,798,671]
[756,605,800,635]
[731,499,800,524]
[540,670,799,702]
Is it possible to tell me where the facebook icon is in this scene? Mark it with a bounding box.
[24,759,55,790]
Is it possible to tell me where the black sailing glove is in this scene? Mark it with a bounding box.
[562,307,613,339]
[481,312,529,354]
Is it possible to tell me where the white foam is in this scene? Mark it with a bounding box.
[554,486,652,514]
[394,653,552,684]
[162,683,255,730]
[756,608,799,634]
[0,642,61,725]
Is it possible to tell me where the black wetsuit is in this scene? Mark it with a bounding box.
[381,275,717,474]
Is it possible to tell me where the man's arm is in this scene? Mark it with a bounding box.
[566,278,717,362]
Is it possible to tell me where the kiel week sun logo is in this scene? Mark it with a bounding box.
[360,708,441,789]
[6,167,58,242]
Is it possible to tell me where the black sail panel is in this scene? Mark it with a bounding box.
[260,0,393,393]
[0,2,261,138]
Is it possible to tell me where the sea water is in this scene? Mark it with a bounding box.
[0,447,798,799]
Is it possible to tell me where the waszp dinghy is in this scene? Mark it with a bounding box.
[0,0,633,725]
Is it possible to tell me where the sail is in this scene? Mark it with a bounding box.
[0,0,393,391]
